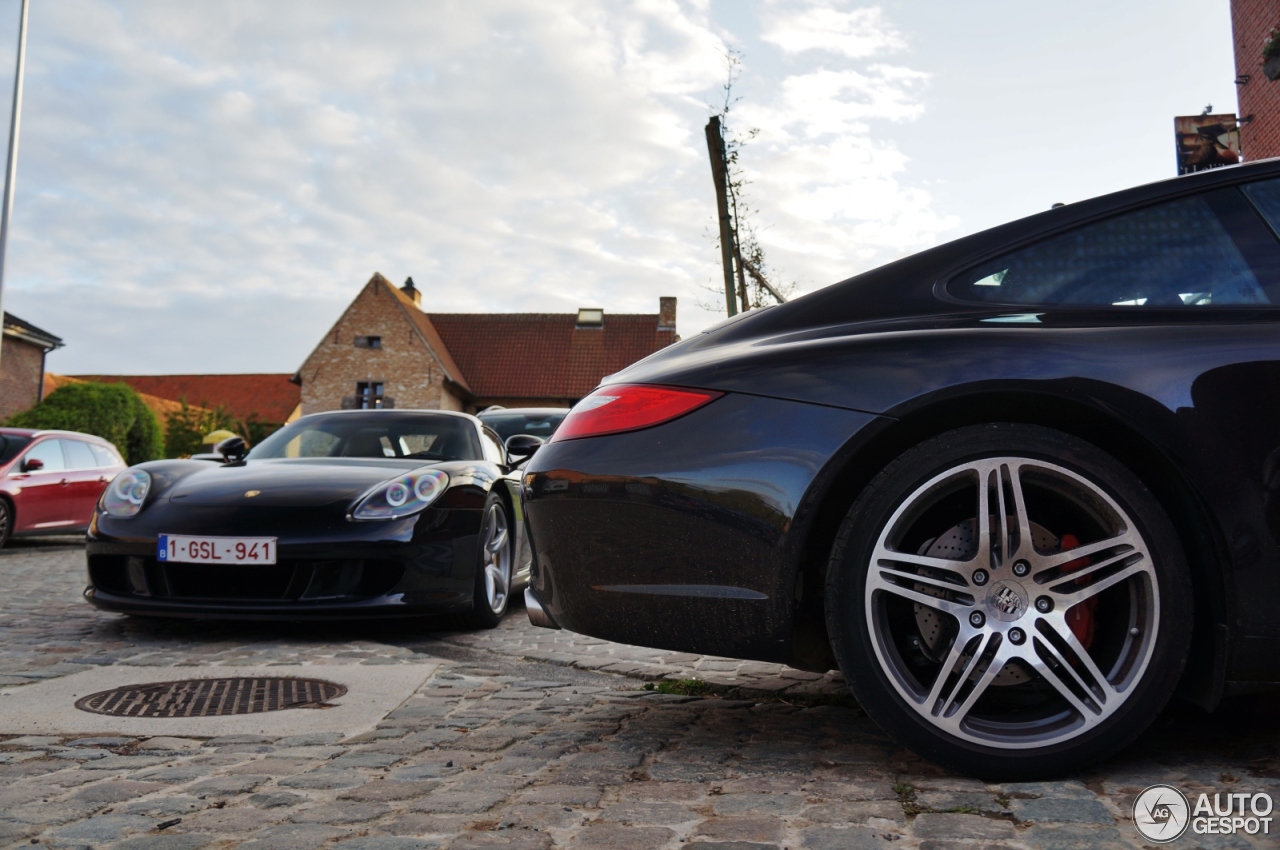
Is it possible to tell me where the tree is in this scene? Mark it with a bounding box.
[706,50,798,313]
[163,401,283,458]
[8,381,163,465]
[163,400,236,458]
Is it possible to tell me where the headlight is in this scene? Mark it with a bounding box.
[349,468,449,521]
[102,469,151,518]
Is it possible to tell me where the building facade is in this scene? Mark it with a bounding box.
[0,313,63,420]
[293,273,678,415]
[294,274,471,414]
[1233,0,1280,159]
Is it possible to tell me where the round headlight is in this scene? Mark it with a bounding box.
[102,469,151,518]
[414,473,445,502]
[350,468,450,521]
[386,480,410,508]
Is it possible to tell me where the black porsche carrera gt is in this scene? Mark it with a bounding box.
[85,410,535,627]
[522,158,1280,778]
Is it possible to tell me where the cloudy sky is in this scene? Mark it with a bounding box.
[0,0,1241,374]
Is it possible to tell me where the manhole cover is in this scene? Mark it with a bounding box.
[74,677,347,717]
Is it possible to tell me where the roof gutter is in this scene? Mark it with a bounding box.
[3,322,61,351]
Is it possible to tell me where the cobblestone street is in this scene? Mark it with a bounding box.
[2,540,1278,849]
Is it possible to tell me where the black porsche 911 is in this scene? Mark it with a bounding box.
[522,158,1280,778]
[85,410,537,627]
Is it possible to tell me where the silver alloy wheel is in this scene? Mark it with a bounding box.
[481,501,511,614]
[865,457,1159,749]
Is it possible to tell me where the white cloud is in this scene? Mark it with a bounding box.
[0,0,951,374]
[760,1,905,58]
[728,22,954,289]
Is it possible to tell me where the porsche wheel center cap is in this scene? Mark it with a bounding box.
[988,580,1029,622]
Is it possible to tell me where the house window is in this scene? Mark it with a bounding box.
[355,381,385,409]
[354,335,382,349]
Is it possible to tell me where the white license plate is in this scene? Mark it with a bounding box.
[157,535,277,565]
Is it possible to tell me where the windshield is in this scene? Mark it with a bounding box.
[479,411,568,441]
[248,412,482,461]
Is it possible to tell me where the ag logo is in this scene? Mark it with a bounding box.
[1133,784,1190,843]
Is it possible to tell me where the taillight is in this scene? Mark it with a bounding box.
[550,384,723,442]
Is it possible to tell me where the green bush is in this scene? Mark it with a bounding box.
[1265,25,1280,61]
[163,401,282,458]
[8,381,163,465]
[164,400,236,459]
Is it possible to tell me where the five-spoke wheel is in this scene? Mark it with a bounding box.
[826,424,1191,779]
[468,492,513,628]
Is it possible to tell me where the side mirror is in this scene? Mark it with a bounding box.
[22,457,43,472]
[215,436,248,463]
[505,434,544,462]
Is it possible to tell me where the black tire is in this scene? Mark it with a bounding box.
[825,423,1192,780]
[0,497,12,549]
[466,492,513,629]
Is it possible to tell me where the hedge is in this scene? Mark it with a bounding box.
[8,381,163,465]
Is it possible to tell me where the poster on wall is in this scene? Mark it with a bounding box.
[1175,115,1241,175]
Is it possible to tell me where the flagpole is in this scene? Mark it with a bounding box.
[0,0,30,368]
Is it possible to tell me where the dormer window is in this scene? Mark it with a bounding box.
[355,336,382,349]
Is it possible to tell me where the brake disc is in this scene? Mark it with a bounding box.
[913,518,1059,686]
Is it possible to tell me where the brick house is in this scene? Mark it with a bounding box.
[293,273,678,415]
[0,313,63,420]
[1233,0,1280,159]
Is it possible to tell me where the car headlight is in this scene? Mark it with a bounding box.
[102,469,151,518]
[349,468,449,521]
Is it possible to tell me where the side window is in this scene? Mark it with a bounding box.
[89,444,122,467]
[62,440,97,470]
[480,428,505,465]
[948,190,1275,307]
[23,440,66,472]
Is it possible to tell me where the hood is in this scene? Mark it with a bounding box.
[166,458,426,508]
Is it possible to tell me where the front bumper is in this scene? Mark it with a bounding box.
[85,504,485,620]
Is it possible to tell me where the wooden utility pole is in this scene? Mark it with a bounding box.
[704,116,737,317]
[737,251,788,304]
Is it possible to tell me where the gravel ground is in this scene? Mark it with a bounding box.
[1,540,1277,849]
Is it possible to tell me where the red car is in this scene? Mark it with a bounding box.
[0,428,126,545]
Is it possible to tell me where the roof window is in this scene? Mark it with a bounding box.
[576,308,604,328]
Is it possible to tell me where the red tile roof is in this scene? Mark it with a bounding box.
[427,313,676,401]
[69,374,300,423]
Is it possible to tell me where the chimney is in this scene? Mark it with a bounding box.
[658,296,677,331]
[401,277,421,307]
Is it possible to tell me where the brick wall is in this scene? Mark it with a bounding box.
[1233,0,1280,160]
[0,336,45,420]
[297,279,463,415]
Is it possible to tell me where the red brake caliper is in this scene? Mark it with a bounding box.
[1057,533,1097,650]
